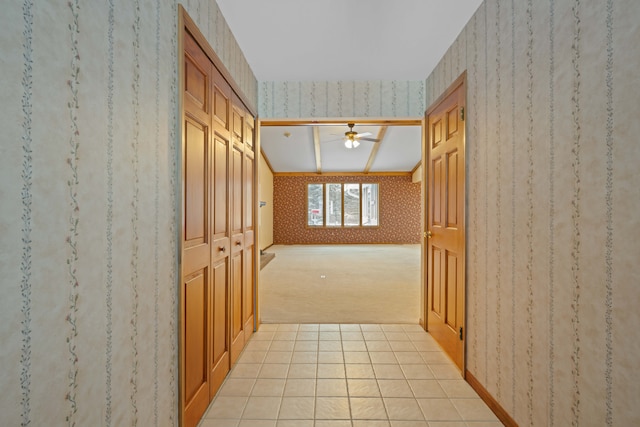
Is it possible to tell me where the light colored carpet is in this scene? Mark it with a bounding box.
[259,244,421,324]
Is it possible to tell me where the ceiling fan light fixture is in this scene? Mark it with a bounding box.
[344,138,359,149]
[344,123,362,149]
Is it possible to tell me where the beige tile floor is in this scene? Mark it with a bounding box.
[199,324,504,427]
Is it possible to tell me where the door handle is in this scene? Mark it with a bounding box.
[426,231,433,239]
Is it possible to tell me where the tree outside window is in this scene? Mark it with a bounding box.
[307,183,323,225]
[362,183,379,226]
[307,183,378,227]
[326,183,342,226]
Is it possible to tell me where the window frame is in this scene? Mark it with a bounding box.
[306,182,379,228]
[306,183,324,226]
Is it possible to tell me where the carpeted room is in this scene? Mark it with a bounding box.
[259,244,421,324]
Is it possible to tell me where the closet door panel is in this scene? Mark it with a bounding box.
[209,66,232,397]
[184,270,208,402]
[212,132,230,262]
[229,102,246,363]
[209,258,229,396]
[182,30,212,426]
[243,240,254,335]
[230,250,244,364]
[244,153,254,230]
[231,145,244,241]
[243,151,255,335]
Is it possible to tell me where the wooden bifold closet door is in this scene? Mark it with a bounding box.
[229,101,255,366]
[182,29,215,427]
[180,9,256,427]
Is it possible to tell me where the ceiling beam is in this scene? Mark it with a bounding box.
[312,126,322,174]
[260,119,421,127]
[273,171,411,177]
[363,126,388,173]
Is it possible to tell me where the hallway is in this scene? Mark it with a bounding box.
[199,323,502,426]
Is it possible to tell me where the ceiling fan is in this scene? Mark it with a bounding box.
[341,123,379,149]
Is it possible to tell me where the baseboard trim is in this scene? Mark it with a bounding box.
[259,252,275,270]
[465,369,518,427]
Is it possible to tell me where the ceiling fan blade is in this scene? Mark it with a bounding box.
[355,132,372,138]
[321,137,343,143]
[358,137,380,142]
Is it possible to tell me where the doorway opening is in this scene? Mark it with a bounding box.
[257,119,425,326]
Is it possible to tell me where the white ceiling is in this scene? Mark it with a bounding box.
[216,0,483,173]
[216,0,483,81]
[260,124,422,174]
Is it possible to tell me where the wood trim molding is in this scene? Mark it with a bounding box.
[260,119,422,127]
[426,71,467,116]
[313,126,322,174]
[177,9,186,426]
[364,126,388,173]
[273,171,412,177]
[180,5,257,117]
[254,119,262,334]
[260,148,275,174]
[465,370,518,427]
[410,161,421,175]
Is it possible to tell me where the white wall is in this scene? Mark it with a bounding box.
[258,152,274,250]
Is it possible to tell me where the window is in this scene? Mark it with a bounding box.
[307,183,323,225]
[343,183,360,227]
[326,183,342,226]
[362,183,379,226]
[307,183,379,227]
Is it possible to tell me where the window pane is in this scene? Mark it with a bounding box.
[325,183,342,226]
[344,183,360,226]
[362,183,379,226]
[307,184,323,226]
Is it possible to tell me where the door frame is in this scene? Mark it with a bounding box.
[257,118,424,322]
[422,71,467,373]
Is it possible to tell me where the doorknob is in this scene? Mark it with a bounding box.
[426,231,433,239]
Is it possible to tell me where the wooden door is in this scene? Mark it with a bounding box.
[180,7,258,425]
[208,65,232,397]
[243,115,255,336]
[181,30,212,427]
[229,104,245,364]
[426,74,466,371]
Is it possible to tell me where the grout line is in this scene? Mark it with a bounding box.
[215,324,493,424]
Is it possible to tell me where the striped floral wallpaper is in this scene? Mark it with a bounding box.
[2,0,638,425]
[273,175,421,245]
[185,0,258,108]
[424,0,639,425]
[0,0,255,425]
[259,80,426,118]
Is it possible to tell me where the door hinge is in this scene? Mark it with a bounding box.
[459,326,463,340]
[460,107,465,121]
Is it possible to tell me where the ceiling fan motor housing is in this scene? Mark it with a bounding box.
[345,123,357,140]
